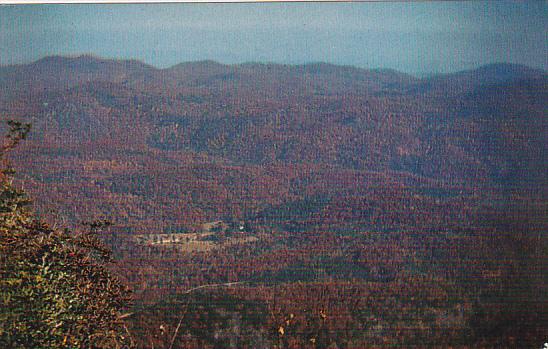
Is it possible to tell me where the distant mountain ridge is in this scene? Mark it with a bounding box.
[2,54,544,86]
[2,53,546,234]
[412,62,547,96]
[17,54,544,74]
[2,55,545,105]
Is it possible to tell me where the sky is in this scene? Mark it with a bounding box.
[1,1,547,76]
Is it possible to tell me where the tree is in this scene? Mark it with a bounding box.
[0,121,132,349]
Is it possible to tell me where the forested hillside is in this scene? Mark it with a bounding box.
[1,56,546,348]
[0,121,131,348]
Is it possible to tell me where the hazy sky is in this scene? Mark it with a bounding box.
[1,2,547,75]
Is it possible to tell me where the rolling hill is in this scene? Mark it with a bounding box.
[2,55,546,348]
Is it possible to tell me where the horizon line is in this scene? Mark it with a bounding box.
[3,53,547,79]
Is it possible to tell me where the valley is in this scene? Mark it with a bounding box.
[1,56,546,348]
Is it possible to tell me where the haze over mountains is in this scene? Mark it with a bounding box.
[2,55,546,234]
[2,55,546,94]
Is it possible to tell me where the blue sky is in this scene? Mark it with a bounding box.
[1,2,546,75]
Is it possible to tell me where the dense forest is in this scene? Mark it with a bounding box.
[1,55,546,348]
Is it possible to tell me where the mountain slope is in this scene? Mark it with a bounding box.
[2,56,546,348]
[2,56,546,234]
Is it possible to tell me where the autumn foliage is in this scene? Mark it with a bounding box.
[1,57,546,347]
[0,122,132,349]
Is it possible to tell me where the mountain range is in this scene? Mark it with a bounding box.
[2,55,546,348]
[2,55,546,234]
